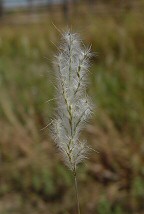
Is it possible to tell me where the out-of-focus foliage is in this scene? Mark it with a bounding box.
[0,2,144,214]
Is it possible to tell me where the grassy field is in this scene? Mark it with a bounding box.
[0,3,144,214]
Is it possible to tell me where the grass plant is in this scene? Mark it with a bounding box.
[51,31,93,214]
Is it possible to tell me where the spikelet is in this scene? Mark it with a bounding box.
[51,31,93,173]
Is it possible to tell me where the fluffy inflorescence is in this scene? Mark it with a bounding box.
[51,31,93,173]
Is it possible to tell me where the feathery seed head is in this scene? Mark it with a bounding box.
[51,31,93,172]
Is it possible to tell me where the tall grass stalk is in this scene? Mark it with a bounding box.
[74,171,81,214]
[51,31,93,213]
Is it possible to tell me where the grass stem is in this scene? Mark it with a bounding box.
[74,173,81,214]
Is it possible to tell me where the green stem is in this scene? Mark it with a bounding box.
[74,172,81,214]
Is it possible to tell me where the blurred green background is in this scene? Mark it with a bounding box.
[0,0,144,213]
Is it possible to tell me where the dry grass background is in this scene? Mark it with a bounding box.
[0,2,144,213]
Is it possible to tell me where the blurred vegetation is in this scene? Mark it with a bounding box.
[0,2,144,214]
